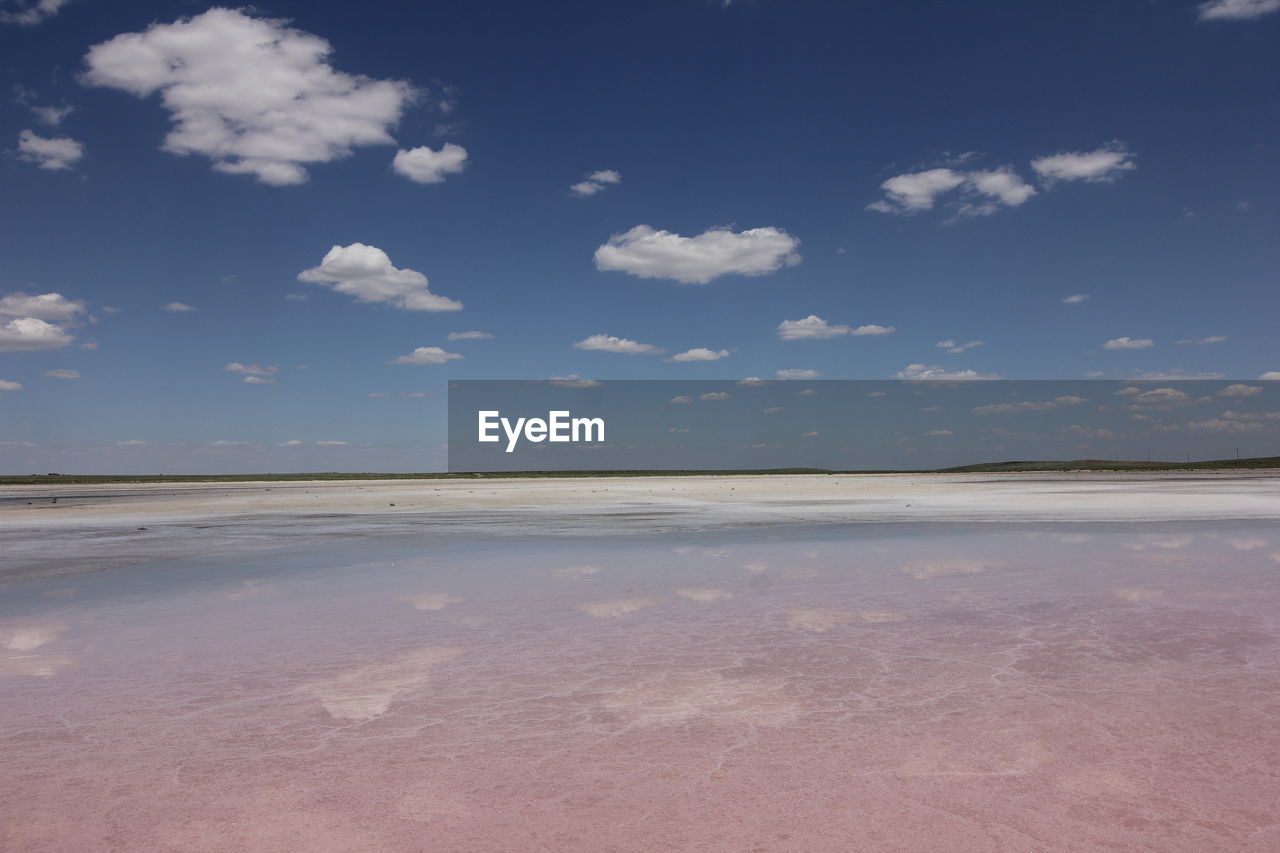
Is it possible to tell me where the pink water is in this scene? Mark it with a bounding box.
[3,524,1279,851]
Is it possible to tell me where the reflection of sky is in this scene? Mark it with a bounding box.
[449,380,1280,471]
[3,522,1279,850]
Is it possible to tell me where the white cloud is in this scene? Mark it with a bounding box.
[937,338,984,353]
[972,399,1074,414]
[958,167,1037,216]
[699,391,731,400]
[570,181,604,197]
[298,243,462,311]
[1063,293,1090,304]
[1222,409,1280,421]
[316,440,348,446]
[1117,387,1194,408]
[1132,370,1225,380]
[392,143,467,184]
[43,369,79,379]
[0,292,85,320]
[1187,418,1264,433]
[446,330,493,340]
[570,169,621,197]
[573,334,662,355]
[388,346,462,365]
[777,316,892,341]
[0,379,22,391]
[1103,336,1154,350]
[670,395,693,404]
[668,347,730,362]
[1198,0,1280,20]
[894,363,1003,380]
[1,0,71,26]
[1032,143,1136,185]
[163,302,196,312]
[1261,371,1280,381]
[547,375,601,388]
[242,375,275,384]
[82,8,416,185]
[777,315,849,340]
[1176,335,1228,345]
[868,168,965,213]
[594,225,801,284]
[871,165,1040,218]
[776,368,821,380]
[0,317,73,351]
[31,104,72,126]
[225,362,278,376]
[17,129,83,170]
[1219,384,1261,397]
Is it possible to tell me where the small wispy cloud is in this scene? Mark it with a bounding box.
[1197,0,1280,21]
[1102,336,1154,350]
[570,169,621,197]
[17,129,83,170]
[225,362,278,376]
[388,346,463,365]
[936,339,984,354]
[573,334,662,355]
[667,347,730,362]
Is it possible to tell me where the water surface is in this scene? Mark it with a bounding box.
[3,522,1279,851]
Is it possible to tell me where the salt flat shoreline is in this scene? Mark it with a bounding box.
[2,471,1279,584]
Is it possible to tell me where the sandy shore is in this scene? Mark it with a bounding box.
[3,471,1279,583]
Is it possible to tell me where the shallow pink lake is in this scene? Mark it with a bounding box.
[3,522,1279,851]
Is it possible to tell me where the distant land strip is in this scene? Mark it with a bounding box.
[0,456,1277,485]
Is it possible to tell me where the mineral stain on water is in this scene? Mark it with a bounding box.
[2,522,1279,851]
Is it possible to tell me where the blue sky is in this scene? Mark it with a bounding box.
[1,0,1277,472]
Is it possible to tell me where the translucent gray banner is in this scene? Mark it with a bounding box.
[447,380,1278,472]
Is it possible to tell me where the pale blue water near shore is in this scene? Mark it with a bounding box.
[3,521,1279,851]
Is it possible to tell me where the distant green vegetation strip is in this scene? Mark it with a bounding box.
[0,468,890,485]
[0,456,1276,485]
[936,456,1280,473]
